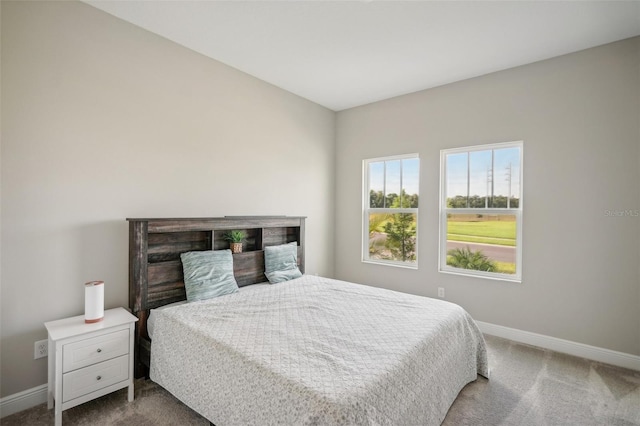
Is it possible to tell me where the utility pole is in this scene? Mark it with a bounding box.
[506,162,512,209]
[486,166,491,208]
[490,150,495,208]
[466,154,470,208]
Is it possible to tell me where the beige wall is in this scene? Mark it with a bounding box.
[336,37,640,356]
[1,1,336,397]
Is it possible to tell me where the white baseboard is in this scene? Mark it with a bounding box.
[0,384,47,418]
[477,321,640,371]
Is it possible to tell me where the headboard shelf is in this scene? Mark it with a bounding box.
[212,228,262,252]
[128,216,306,378]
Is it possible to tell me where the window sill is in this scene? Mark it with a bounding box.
[438,268,521,283]
[362,260,418,270]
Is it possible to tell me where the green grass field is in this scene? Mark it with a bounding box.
[447,220,516,247]
[494,261,516,274]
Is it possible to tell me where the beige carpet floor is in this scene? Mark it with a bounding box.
[2,335,639,425]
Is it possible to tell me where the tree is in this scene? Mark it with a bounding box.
[385,193,398,208]
[447,195,518,209]
[384,214,416,261]
[397,190,418,208]
[369,190,385,208]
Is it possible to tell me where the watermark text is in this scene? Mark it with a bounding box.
[604,209,639,217]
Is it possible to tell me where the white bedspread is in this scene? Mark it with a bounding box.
[150,275,488,425]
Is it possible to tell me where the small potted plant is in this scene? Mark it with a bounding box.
[224,230,246,254]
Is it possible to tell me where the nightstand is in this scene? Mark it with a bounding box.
[44,307,138,426]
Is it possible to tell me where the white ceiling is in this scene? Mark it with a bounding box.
[85,1,640,111]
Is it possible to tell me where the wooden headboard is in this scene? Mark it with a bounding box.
[127,216,306,377]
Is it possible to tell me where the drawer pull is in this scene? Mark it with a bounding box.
[96,348,102,353]
[96,375,102,381]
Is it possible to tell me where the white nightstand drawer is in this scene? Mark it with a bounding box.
[46,307,137,426]
[62,355,129,403]
[63,329,129,372]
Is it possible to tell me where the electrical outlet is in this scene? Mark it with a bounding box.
[34,339,48,359]
[438,287,445,298]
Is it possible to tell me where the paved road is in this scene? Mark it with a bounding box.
[371,232,515,263]
[446,241,515,263]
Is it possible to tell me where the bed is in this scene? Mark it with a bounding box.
[128,216,488,425]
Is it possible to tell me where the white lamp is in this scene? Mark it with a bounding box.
[84,281,104,323]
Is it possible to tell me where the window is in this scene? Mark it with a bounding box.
[363,154,419,268]
[440,142,523,281]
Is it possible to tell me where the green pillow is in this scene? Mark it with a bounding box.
[264,242,302,284]
[180,250,238,302]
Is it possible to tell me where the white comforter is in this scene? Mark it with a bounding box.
[150,275,488,425]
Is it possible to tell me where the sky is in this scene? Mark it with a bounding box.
[446,146,521,199]
[369,157,419,199]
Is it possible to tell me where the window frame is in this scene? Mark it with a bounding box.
[439,141,523,282]
[362,153,420,269]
